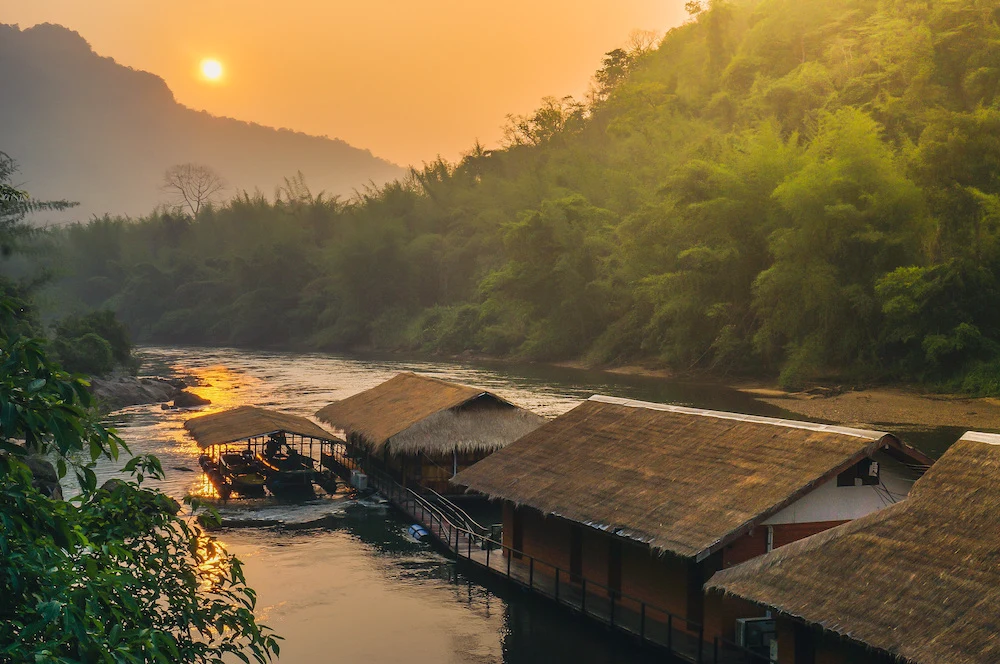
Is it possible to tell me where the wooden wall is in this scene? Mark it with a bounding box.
[703,591,768,642]
[773,616,894,664]
[771,520,847,548]
[399,450,491,494]
[499,503,871,650]
[501,503,696,623]
[722,527,769,568]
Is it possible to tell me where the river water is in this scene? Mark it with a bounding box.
[102,346,949,664]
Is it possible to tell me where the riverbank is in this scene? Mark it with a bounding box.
[88,374,182,411]
[127,343,1000,433]
[553,360,1000,432]
[739,386,1000,432]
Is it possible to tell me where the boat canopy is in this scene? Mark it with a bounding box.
[185,406,337,449]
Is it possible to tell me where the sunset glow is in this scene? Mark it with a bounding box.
[200,58,223,81]
[4,1,684,166]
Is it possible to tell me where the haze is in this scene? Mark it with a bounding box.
[6,1,686,166]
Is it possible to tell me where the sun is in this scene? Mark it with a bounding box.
[200,58,224,81]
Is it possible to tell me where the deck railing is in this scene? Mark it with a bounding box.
[322,443,774,664]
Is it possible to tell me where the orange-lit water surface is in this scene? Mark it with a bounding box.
[101,346,951,663]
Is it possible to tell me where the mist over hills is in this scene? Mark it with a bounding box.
[0,23,406,221]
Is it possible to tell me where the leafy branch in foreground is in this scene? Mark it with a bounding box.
[0,152,75,257]
[0,297,279,662]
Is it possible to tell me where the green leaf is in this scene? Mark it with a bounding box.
[36,600,63,622]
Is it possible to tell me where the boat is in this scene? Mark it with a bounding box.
[356,487,390,508]
[256,438,315,497]
[218,450,268,497]
[198,454,233,500]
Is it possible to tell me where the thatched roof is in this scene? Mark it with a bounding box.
[315,372,546,456]
[707,432,1000,664]
[451,395,932,560]
[184,406,336,449]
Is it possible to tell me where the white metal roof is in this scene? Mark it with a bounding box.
[588,395,889,440]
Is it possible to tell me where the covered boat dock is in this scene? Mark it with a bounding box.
[185,406,339,498]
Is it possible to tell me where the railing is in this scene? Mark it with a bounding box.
[418,485,492,538]
[362,464,707,662]
[322,444,772,664]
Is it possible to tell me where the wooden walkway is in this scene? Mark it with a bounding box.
[321,446,767,664]
[395,494,761,664]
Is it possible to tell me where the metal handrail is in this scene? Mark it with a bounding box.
[419,485,491,537]
[365,467,707,659]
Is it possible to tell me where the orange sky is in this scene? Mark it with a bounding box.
[5,1,687,166]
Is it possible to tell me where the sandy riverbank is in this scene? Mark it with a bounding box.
[528,359,1000,431]
[737,386,1000,432]
[553,358,1000,431]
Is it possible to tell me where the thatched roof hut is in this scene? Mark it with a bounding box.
[451,395,932,561]
[706,432,1000,664]
[184,405,336,449]
[315,372,546,457]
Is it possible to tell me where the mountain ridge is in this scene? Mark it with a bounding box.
[0,22,406,220]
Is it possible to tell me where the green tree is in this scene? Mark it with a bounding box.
[753,109,927,386]
[0,299,280,662]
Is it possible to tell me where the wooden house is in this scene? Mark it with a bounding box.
[315,372,545,494]
[451,395,933,645]
[706,431,1000,664]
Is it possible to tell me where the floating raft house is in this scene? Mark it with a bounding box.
[316,372,546,493]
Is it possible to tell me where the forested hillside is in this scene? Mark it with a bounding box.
[29,0,1000,391]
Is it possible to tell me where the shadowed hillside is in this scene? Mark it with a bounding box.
[0,23,406,220]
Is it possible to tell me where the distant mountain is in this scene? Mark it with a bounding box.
[0,23,407,221]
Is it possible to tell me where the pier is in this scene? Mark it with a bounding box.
[321,442,770,664]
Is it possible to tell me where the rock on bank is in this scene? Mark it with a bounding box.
[88,375,182,411]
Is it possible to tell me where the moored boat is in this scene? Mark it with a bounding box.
[198,454,233,500]
[256,435,316,497]
[218,450,267,496]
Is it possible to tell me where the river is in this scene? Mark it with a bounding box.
[102,346,948,664]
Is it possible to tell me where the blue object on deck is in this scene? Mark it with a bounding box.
[407,524,430,542]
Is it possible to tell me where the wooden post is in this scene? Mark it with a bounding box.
[639,603,645,643]
[581,579,587,615]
